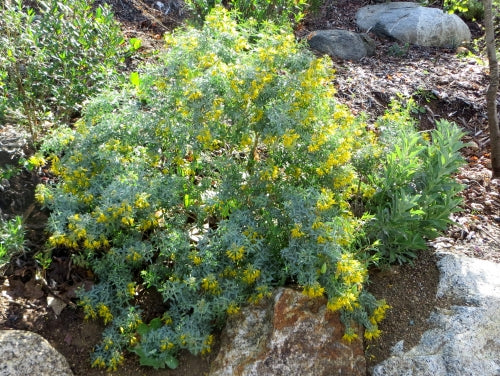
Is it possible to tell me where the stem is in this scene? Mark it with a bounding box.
[246,132,260,175]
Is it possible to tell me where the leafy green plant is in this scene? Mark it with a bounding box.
[444,0,500,21]
[362,99,466,264]
[0,0,125,143]
[387,42,410,57]
[0,216,26,273]
[184,0,310,26]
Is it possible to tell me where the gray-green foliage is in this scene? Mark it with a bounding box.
[363,100,466,264]
[0,0,125,142]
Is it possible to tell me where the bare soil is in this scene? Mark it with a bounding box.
[1,1,499,375]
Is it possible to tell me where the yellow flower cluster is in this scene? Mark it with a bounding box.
[48,233,78,249]
[134,193,151,209]
[316,188,336,211]
[342,327,359,343]
[160,339,175,352]
[201,275,221,295]
[326,290,360,312]
[162,313,173,325]
[302,283,325,298]
[35,184,54,205]
[107,352,124,371]
[369,300,391,325]
[127,282,136,297]
[97,303,113,324]
[335,253,367,285]
[364,326,382,340]
[126,249,142,262]
[248,285,272,304]
[189,251,203,266]
[226,302,240,315]
[27,154,46,168]
[81,297,97,320]
[290,223,305,238]
[91,356,106,369]
[201,334,215,355]
[242,266,261,284]
[282,130,300,149]
[226,245,245,262]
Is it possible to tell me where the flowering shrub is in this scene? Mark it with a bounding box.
[37,7,464,370]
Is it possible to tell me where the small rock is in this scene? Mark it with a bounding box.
[307,29,376,61]
[467,141,480,151]
[470,202,484,211]
[47,295,67,316]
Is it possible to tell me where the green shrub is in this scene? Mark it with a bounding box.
[362,99,466,264]
[0,0,125,143]
[37,7,465,371]
[444,0,500,21]
[0,216,26,274]
[184,0,310,26]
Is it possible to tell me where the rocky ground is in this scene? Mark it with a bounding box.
[0,0,499,375]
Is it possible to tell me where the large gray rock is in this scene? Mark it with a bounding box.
[307,29,376,61]
[372,252,500,376]
[356,2,471,48]
[0,330,73,376]
[209,287,365,376]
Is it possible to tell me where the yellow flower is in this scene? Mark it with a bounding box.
[282,130,300,149]
[201,334,215,355]
[201,275,220,294]
[316,188,336,211]
[91,356,106,369]
[160,340,175,352]
[134,193,151,209]
[96,212,108,223]
[227,302,240,315]
[342,328,359,343]
[242,266,260,284]
[162,313,173,325]
[316,235,327,244]
[97,303,113,324]
[364,326,382,340]
[326,291,359,312]
[290,223,305,238]
[302,283,325,298]
[370,300,391,325]
[226,245,245,262]
[127,282,136,297]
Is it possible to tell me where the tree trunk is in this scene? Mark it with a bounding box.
[483,0,500,178]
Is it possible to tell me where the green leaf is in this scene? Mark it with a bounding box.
[320,263,327,274]
[164,354,179,369]
[130,71,141,88]
[149,317,163,330]
[128,345,178,370]
[129,37,142,51]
